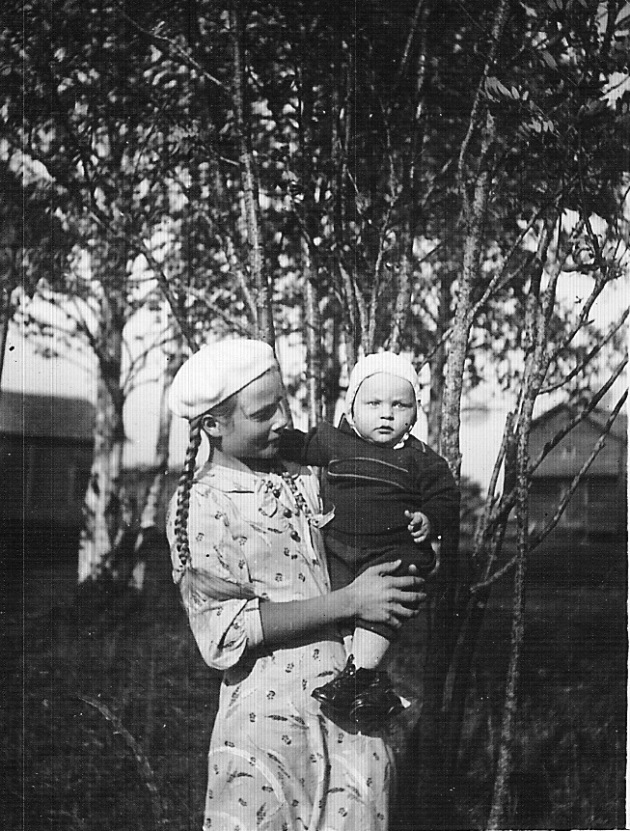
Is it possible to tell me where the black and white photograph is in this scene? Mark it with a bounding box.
[1,2,628,829]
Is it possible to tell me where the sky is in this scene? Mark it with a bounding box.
[3,272,627,491]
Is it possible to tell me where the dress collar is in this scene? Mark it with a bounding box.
[195,451,298,494]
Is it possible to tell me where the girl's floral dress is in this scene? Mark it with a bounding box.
[167,453,394,831]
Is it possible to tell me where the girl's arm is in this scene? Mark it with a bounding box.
[259,560,425,647]
[279,425,334,467]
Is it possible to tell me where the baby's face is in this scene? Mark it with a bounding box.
[352,373,416,447]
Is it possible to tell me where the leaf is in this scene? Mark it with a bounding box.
[541,50,558,70]
[579,98,606,118]
[602,72,630,107]
[485,76,516,101]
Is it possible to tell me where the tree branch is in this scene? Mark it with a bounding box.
[473,411,516,574]
[457,0,510,216]
[78,694,168,829]
[228,3,274,344]
[530,358,627,476]
[474,390,628,593]
[113,2,230,95]
[540,307,629,394]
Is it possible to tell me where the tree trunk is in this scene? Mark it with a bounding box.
[77,368,125,583]
[77,291,125,584]
[303,239,323,427]
[487,510,527,829]
[439,167,490,477]
[139,351,181,531]
[441,0,509,470]
[228,3,275,346]
[331,19,358,367]
[0,224,20,393]
[321,308,342,422]
[427,274,451,446]
[296,39,323,427]
[387,248,413,354]
[486,237,554,826]
[406,4,510,819]
[132,339,184,591]
[0,286,11,392]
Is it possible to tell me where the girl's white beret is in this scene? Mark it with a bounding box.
[168,338,277,420]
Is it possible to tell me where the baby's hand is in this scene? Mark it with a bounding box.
[405,510,431,543]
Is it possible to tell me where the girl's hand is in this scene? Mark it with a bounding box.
[405,510,431,543]
[345,560,426,628]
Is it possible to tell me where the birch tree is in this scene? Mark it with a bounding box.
[0,0,194,580]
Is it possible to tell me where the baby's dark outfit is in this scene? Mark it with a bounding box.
[280,420,460,639]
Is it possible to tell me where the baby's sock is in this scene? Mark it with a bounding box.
[342,632,354,658]
[351,628,390,670]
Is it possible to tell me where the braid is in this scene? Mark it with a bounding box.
[173,393,237,569]
[174,419,203,569]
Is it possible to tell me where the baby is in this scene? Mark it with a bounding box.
[281,352,460,727]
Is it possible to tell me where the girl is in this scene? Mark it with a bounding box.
[166,338,425,831]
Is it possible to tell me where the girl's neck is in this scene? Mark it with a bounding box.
[211,448,282,475]
[241,457,283,474]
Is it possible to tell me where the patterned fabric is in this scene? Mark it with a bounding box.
[167,452,393,831]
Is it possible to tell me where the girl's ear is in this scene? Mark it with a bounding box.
[200,414,222,439]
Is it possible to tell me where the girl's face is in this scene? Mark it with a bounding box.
[351,372,417,447]
[209,368,289,460]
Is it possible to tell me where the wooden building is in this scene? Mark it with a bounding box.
[528,405,627,539]
[0,391,94,550]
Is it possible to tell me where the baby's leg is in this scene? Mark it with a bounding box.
[351,552,404,670]
[312,545,409,726]
[353,543,428,668]
[326,542,398,668]
[323,544,357,657]
[351,627,390,670]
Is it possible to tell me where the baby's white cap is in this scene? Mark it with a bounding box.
[345,352,421,421]
[168,338,277,420]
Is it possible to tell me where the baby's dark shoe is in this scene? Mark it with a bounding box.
[313,657,406,729]
[349,669,405,730]
[312,656,358,710]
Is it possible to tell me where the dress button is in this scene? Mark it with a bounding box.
[273,487,282,498]
[283,509,293,518]
[290,531,301,542]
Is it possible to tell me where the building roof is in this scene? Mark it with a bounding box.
[530,403,627,479]
[0,390,95,441]
[531,403,627,443]
[584,407,628,442]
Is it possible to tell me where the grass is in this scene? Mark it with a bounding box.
[2,533,627,830]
